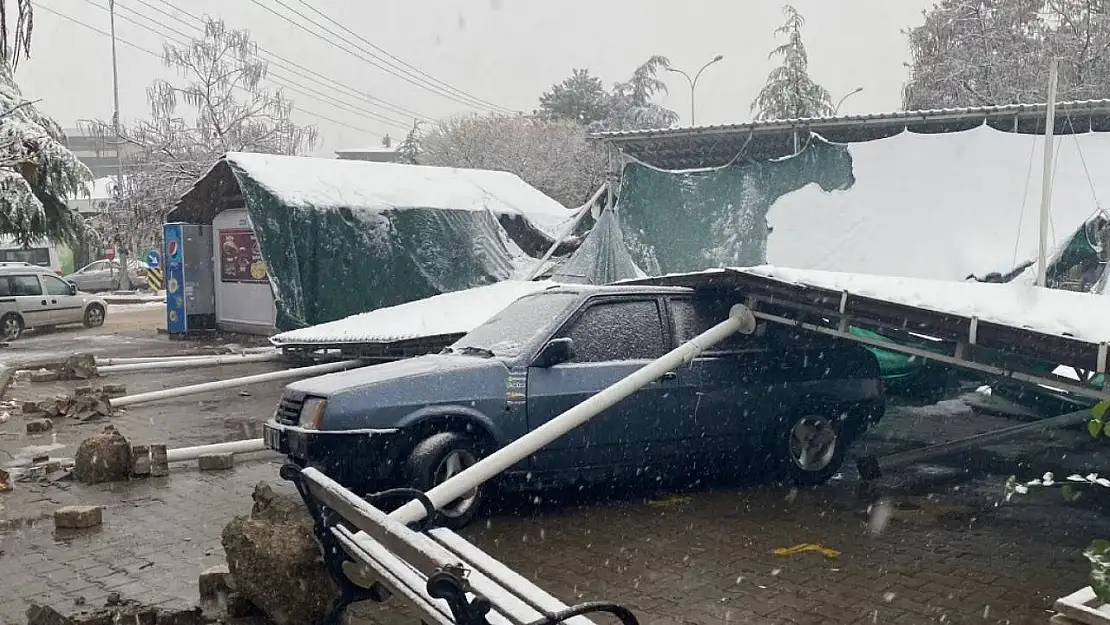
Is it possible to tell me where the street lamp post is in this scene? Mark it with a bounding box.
[666,54,724,126]
[834,87,864,116]
[107,0,131,290]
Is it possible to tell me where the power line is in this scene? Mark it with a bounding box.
[100,0,412,130]
[36,2,386,138]
[134,0,435,124]
[291,0,510,113]
[248,0,515,114]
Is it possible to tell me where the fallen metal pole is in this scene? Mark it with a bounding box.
[856,407,1091,480]
[98,351,282,374]
[167,438,266,463]
[388,304,757,525]
[525,183,607,281]
[96,350,279,365]
[111,359,363,409]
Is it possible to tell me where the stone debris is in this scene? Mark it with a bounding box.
[100,383,127,397]
[59,353,97,380]
[27,597,211,625]
[221,482,337,625]
[29,370,60,383]
[53,505,103,530]
[150,444,169,477]
[130,444,152,477]
[23,392,113,422]
[25,418,52,434]
[198,565,232,617]
[72,425,132,484]
[0,468,11,493]
[198,453,235,472]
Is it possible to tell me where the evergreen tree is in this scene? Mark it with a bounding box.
[750,5,833,120]
[539,57,679,132]
[397,120,422,165]
[539,69,611,126]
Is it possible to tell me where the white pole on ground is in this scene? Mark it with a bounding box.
[110,359,363,408]
[97,351,282,374]
[525,183,608,281]
[96,351,279,365]
[166,438,267,463]
[1037,58,1059,288]
[388,304,757,526]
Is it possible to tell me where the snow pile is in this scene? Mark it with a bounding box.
[741,265,1110,344]
[271,280,556,345]
[224,152,573,234]
[766,125,1110,281]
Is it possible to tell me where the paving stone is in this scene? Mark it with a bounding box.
[29,370,60,383]
[130,444,151,477]
[197,453,234,471]
[54,506,103,530]
[26,418,53,434]
[150,444,169,477]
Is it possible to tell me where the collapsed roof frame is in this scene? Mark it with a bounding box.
[589,99,1110,170]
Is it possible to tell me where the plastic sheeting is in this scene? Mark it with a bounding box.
[551,208,645,284]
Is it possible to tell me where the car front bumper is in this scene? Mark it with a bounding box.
[262,420,405,489]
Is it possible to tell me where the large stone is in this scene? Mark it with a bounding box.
[221,482,337,625]
[72,425,132,484]
[25,419,52,434]
[198,564,232,617]
[130,444,151,477]
[60,353,97,380]
[150,444,169,477]
[198,453,234,471]
[54,505,103,530]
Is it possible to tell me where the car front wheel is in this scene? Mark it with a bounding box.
[403,431,485,529]
[1,313,22,340]
[777,412,850,487]
[83,304,105,328]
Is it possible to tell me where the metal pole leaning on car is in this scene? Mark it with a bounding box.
[388,304,758,526]
[110,359,364,409]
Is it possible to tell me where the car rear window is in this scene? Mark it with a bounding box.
[669,298,752,351]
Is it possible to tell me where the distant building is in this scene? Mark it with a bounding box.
[334,134,403,163]
[61,127,140,179]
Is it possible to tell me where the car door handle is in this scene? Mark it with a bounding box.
[40,299,46,306]
[660,372,678,381]
[50,299,57,304]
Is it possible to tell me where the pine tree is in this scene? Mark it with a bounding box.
[750,5,833,121]
[397,120,422,165]
[539,69,612,126]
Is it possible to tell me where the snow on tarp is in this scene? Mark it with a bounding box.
[271,280,556,345]
[766,125,1110,281]
[740,265,1110,345]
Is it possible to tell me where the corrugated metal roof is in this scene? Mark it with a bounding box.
[590,99,1110,170]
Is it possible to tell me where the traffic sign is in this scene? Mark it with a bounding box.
[145,249,162,269]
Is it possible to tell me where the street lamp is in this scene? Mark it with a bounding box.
[666,54,724,126]
[834,87,864,116]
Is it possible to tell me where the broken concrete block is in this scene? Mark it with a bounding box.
[25,418,52,434]
[54,505,103,529]
[101,383,127,397]
[73,425,132,484]
[198,453,234,471]
[61,353,97,380]
[130,444,151,477]
[150,444,169,477]
[74,385,94,396]
[0,468,10,493]
[25,604,73,625]
[21,400,42,414]
[29,370,59,383]
[198,564,232,616]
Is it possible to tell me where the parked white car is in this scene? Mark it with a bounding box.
[0,265,108,339]
[63,259,149,292]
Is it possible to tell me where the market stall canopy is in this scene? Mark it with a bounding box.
[171,153,576,330]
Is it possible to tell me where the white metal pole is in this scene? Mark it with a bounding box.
[110,359,363,408]
[97,351,279,365]
[166,438,267,463]
[1037,59,1059,288]
[388,304,757,525]
[525,183,609,281]
[97,351,281,374]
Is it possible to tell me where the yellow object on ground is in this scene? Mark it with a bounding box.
[773,543,841,559]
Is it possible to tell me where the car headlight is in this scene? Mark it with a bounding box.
[299,397,328,429]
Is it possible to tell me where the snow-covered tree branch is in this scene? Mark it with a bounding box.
[750,4,834,121]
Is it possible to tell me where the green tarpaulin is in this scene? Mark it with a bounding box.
[551,207,644,284]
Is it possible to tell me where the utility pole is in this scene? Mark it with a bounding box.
[1036,59,1059,288]
[108,0,131,290]
[666,55,724,126]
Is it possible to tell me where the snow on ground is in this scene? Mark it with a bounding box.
[742,265,1110,344]
[224,152,574,234]
[271,280,556,345]
[766,125,1110,281]
[107,301,165,313]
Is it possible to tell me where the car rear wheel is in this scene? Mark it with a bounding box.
[1,313,22,340]
[404,431,485,530]
[83,304,105,328]
[777,412,850,487]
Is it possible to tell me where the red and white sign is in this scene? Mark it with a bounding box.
[105,247,116,261]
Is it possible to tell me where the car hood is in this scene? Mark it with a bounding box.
[284,353,507,398]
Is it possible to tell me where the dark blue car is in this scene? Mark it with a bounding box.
[263,284,885,528]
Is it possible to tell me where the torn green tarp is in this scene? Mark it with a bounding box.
[616,137,855,275]
[551,208,644,285]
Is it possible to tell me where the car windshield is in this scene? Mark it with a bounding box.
[448,291,578,359]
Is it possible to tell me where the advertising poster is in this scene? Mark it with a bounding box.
[163,223,187,334]
[218,229,268,284]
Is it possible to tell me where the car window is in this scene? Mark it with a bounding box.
[669,298,751,351]
[43,275,70,296]
[562,299,666,362]
[83,261,109,272]
[9,275,42,296]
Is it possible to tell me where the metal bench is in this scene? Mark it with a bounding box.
[283,463,636,625]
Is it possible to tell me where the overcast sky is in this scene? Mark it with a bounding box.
[19,0,933,156]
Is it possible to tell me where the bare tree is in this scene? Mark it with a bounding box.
[419,114,606,207]
[1,0,34,70]
[750,5,833,120]
[86,17,317,287]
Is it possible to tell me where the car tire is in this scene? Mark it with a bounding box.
[403,431,486,530]
[1,313,22,340]
[83,304,106,328]
[775,411,852,487]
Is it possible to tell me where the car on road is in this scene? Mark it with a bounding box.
[263,284,886,528]
[63,259,149,292]
[0,265,108,339]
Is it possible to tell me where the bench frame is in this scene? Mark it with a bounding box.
[283,463,640,625]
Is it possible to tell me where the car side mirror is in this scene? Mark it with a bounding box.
[534,338,575,368]
[67,282,77,295]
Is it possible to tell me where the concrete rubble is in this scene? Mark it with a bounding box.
[220,482,338,625]
[72,425,133,485]
[53,505,103,530]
